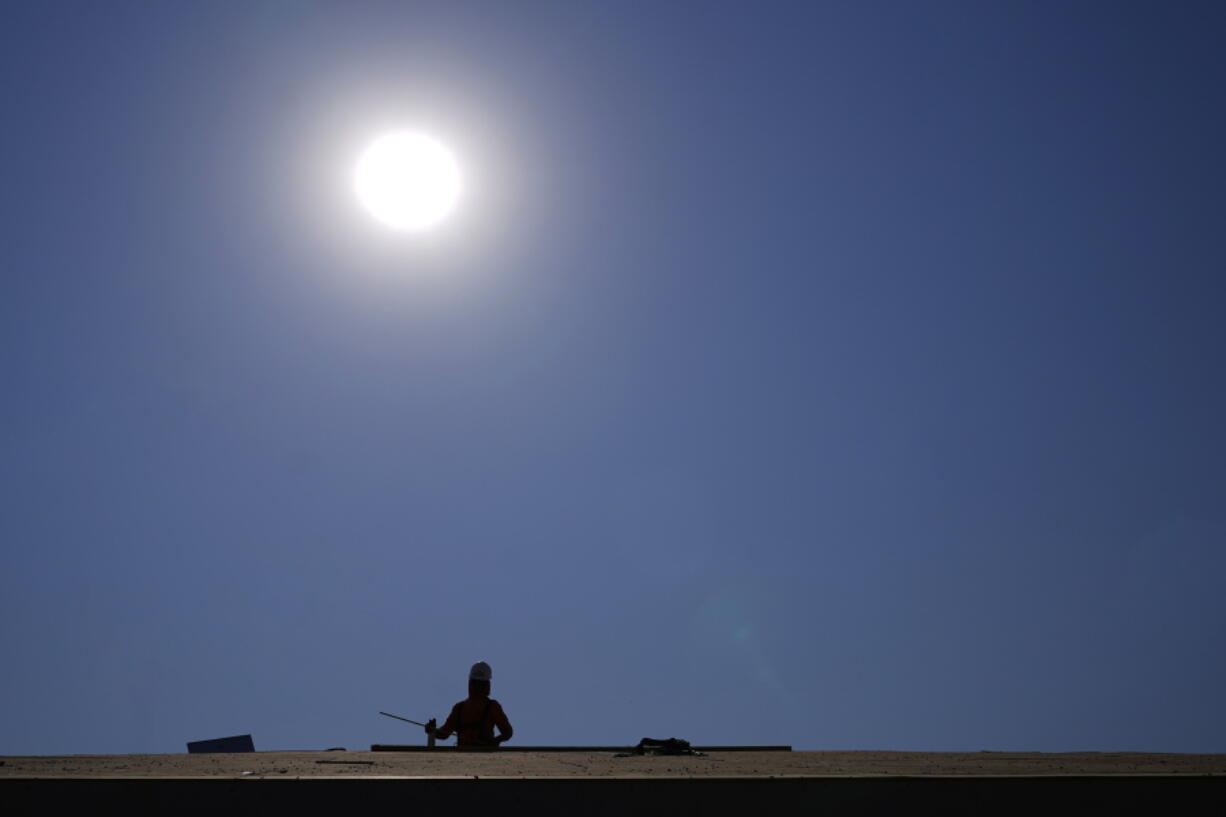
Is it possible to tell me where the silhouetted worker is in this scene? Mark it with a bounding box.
[426,661,513,747]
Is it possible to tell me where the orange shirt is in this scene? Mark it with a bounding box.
[440,696,511,747]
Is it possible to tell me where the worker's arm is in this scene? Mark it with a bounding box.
[431,705,460,740]
[491,702,513,745]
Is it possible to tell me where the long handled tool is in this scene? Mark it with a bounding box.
[379,711,437,747]
[380,711,429,727]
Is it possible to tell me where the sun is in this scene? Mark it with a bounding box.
[354,132,462,231]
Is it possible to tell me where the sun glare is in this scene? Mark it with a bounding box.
[354,132,461,231]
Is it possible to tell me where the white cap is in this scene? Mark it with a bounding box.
[469,661,492,682]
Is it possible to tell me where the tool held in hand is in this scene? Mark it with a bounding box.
[379,711,438,747]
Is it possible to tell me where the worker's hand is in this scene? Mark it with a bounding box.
[425,718,437,735]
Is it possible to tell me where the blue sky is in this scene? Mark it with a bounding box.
[2,1,1224,755]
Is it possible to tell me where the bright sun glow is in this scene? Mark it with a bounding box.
[354,132,461,231]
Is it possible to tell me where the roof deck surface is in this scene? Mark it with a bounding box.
[3,750,1223,779]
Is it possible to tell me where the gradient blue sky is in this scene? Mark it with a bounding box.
[2,1,1224,755]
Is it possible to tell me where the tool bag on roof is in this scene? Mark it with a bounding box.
[634,737,696,755]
